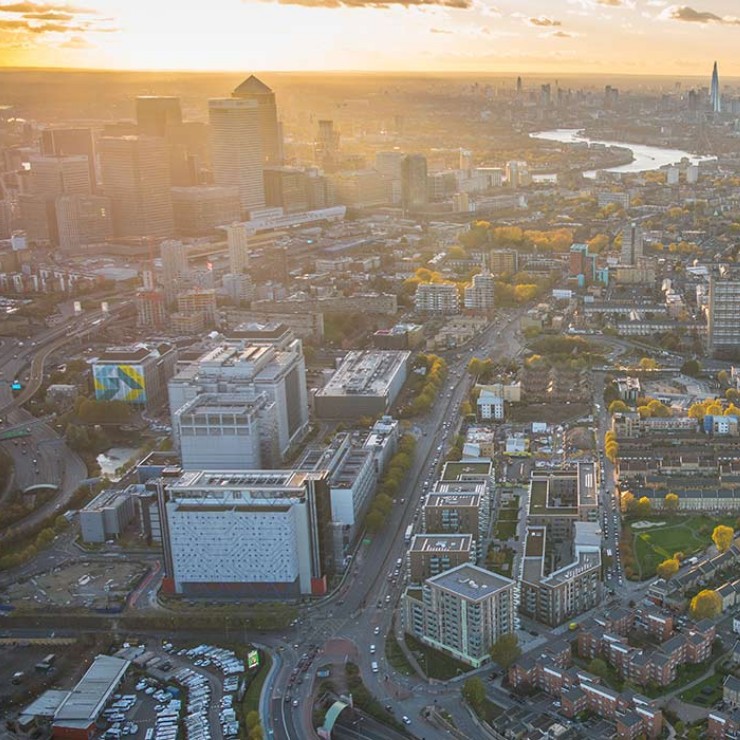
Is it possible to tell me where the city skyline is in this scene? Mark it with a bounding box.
[1,0,740,75]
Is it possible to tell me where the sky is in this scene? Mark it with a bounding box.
[0,0,739,76]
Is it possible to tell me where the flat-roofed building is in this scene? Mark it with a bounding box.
[407,534,475,583]
[79,489,137,544]
[159,469,333,597]
[403,563,514,667]
[414,282,459,314]
[314,350,410,419]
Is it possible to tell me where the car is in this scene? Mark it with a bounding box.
[371,661,379,673]
[292,699,299,707]
[402,715,412,725]
[370,644,376,654]
[373,626,380,635]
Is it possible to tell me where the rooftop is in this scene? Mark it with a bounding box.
[316,350,410,399]
[409,534,474,554]
[429,563,513,601]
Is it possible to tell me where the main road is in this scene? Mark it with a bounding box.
[266,309,526,740]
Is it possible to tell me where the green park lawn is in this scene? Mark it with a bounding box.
[631,514,736,578]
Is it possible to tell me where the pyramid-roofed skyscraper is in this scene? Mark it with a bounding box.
[232,75,283,165]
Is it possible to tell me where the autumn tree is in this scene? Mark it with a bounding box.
[656,558,679,580]
[689,589,722,620]
[621,491,636,513]
[712,524,734,554]
[636,497,651,517]
[608,400,629,415]
[490,633,521,669]
[664,493,679,513]
[638,357,658,371]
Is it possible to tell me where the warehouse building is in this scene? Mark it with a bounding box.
[79,489,137,543]
[314,350,410,419]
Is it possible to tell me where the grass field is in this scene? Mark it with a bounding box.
[631,515,736,578]
[405,634,471,681]
[679,672,724,706]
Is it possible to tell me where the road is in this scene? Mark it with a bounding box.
[264,309,526,740]
[0,304,129,541]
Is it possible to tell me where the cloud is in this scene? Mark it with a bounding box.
[550,29,574,37]
[597,0,622,5]
[23,10,74,19]
[266,0,473,7]
[58,33,92,47]
[528,15,561,26]
[0,2,94,12]
[662,5,740,23]
[430,26,452,31]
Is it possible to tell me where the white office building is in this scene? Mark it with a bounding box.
[168,333,308,459]
[159,469,333,597]
[174,393,278,470]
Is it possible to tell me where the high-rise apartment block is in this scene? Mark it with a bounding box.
[403,563,515,667]
[209,98,265,214]
[99,136,174,238]
[464,270,495,313]
[414,282,460,314]
[401,154,428,212]
[160,239,189,304]
[620,222,643,266]
[232,75,282,165]
[708,272,740,358]
[224,222,250,274]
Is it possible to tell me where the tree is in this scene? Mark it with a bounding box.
[608,400,629,415]
[489,633,521,669]
[587,658,609,680]
[638,357,658,371]
[246,711,260,730]
[249,726,264,740]
[681,359,701,377]
[712,524,734,554]
[656,558,679,580]
[664,493,679,513]
[365,510,384,533]
[621,491,636,513]
[636,497,651,517]
[689,589,722,620]
[461,677,486,709]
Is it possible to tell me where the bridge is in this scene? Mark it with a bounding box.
[22,483,60,495]
[0,415,56,441]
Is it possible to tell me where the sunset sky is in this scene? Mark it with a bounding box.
[0,0,739,76]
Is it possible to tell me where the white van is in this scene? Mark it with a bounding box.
[371,661,379,673]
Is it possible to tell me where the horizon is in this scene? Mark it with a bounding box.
[2,0,740,77]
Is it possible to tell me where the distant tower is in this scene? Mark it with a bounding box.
[621,222,643,266]
[136,97,182,137]
[516,76,522,96]
[224,222,250,274]
[401,154,428,213]
[208,98,265,214]
[231,75,283,165]
[710,61,721,114]
[160,239,188,305]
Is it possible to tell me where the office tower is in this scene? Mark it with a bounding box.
[231,75,282,165]
[620,222,643,266]
[136,96,183,137]
[711,61,721,114]
[464,270,495,313]
[688,89,699,112]
[686,164,700,184]
[263,167,309,213]
[708,273,740,357]
[171,186,241,236]
[173,393,278,470]
[604,85,619,109]
[99,136,174,238]
[0,200,11,239]
[459,148,472,171]
[540,83,551,107]
[666,166,679,185]
[516,76,522,96]
[20,154,93,244]
[55,194,113,252]
[316,120,340,170]
[40,127,96,187]
[157,469,333,597]
[403,563,515,667]
[224,222,250,274]
[176,288,217,327]
[375,151,405,180]
[160,239,188,304]
[401,154,428,213]
[209,98,265,214]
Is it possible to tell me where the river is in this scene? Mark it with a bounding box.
[530,128,715,177]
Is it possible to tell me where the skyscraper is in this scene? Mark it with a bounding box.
[224,222,250,274]
[40,127,97,188]
[136,96,183,137]
[99,136,174,238]
[160,239,188,304]
[620,222,643,266]
[209,98,265,214]
[710,61,721,114]
[401,154,428,213]
[231,75,282,165]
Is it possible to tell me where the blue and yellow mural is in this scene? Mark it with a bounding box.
[93,364,147,404]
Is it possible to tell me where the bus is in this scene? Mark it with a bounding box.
[404,525,413,545]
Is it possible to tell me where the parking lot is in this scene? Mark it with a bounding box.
[4,561,148,609]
